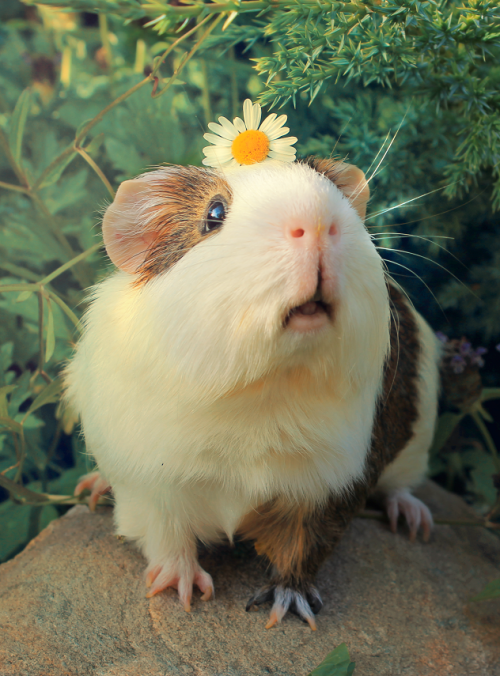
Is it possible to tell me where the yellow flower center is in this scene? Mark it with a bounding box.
[231,129,270,165]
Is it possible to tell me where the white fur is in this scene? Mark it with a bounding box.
[65,162,390,579]
[376,310,441,495]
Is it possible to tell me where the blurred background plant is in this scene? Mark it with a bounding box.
[0,0,499,564]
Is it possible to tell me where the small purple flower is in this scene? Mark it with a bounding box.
[451,354,466,373]
[436,331,448,343]
[459,341,472,355]
[469,346,487,368]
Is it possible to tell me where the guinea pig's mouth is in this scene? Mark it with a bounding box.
[284,290,333,333]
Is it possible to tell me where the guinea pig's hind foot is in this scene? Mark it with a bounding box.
[74,471,112,511]
[246,583,322,631]
[386,489,433,543]
[145,559,214,612]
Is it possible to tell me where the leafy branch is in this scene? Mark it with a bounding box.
[0,11,223,507]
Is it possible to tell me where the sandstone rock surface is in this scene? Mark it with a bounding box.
[0,481,499,676]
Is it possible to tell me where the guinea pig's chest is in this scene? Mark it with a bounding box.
[152,372,378,502]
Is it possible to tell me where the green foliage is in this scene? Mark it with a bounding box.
[0,0,256,557]
[309,644,356,676]
[0,0,498,564]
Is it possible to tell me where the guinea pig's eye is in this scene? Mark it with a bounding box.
[202,199,227,235]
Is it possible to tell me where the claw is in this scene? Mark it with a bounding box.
[74,471,111,511]
[306,615,317,631]
[145,565,162,588]
[247,583,322,629]
[144,559,213,611]
[386,490,434,542]
[246,585,274,611]
[265,610,280,629]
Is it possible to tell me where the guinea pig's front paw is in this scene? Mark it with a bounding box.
[145,557,214,612]
[74,471,112,511]
[386,489,434,543]
[246,582,322,630]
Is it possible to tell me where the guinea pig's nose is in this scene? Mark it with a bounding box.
[287,221,337,244]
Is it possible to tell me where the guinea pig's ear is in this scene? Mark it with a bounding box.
[307,158,370,220]
[335,162,370,221]
[102,178,157,274]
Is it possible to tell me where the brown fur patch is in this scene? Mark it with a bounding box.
[302,157,345,187]
[238,284,422,586]
[302,156,363,197]
[135,166,232,286]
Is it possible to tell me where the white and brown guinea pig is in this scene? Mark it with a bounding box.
[65,156,440,630]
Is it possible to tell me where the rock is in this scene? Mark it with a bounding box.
[0,481,499,676]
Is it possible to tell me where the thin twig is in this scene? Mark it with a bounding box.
[39,242,102,287]
[0,127,29,188]
[152,14,224,99]
[75,147,115,198]
[42,421,62,492]
[0,180,30,194]
[0,262,39,282]
[37,289,45,375]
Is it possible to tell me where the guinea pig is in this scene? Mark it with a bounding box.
[65,154,440,630]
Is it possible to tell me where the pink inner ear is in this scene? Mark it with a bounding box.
[110,231,156,274]
[102,178,157,274]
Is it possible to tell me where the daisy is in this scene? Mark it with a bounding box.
[202,99,297,168]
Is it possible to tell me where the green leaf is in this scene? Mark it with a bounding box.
[481,388,500,402]
[45,299,55,363]
[0,416,23,434]
[47,292,82,332]
[85,132,105,155]
[309,644,356,676]
[0,489,59,562]
[470,579,500,602]
[15,290,34,303]
[429,411,465,455]
[9,88,31,164]
[37,150,78,190]
[7,371,32,417]
[0,385,16,418]
[24,378,62,419]
[14,412,44,429]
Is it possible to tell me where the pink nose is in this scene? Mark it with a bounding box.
[288,222,337,243]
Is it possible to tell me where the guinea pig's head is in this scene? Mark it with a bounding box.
[102,159,389,398]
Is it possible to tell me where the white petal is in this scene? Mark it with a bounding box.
[269,143,296,155]
[270,136,298,146]
[202,146,233,160]
[265,115,288,135]
[217,117,239,139]
[267,126,291,141]
[203,133,232,147]
[233,117,246,133]
[202,156,232,167]
[250,102,261,130]
[269,150,296,162]
[208,121,238,140]
[243,99,253,129]
[259,113,277,134]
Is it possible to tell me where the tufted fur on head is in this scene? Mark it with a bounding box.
[65,159,390,509]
